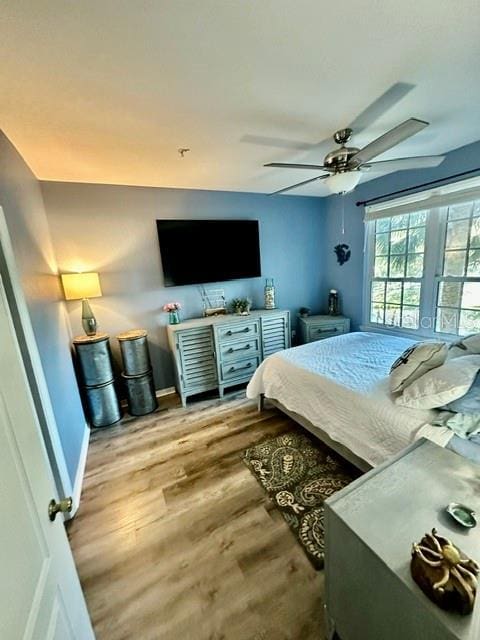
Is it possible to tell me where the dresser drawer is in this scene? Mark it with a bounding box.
[307,322,346,342]
[216,320,260,344]
[218,337,260,362]
[220,356,260,382]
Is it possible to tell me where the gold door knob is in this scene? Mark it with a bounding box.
[48,497,73,521]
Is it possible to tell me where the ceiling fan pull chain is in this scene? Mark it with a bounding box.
[341,196,345,235]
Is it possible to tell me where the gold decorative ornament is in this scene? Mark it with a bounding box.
[411,528,479,615]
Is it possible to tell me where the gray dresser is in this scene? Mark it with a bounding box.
[324,439,480,640]
[167,310,290,406]
[298,314,350,344]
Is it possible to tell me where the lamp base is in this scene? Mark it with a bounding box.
[81,299,97,336]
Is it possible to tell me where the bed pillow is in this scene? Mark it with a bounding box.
[389,341,448,393]
[447,333,480,359]
[397,355,480,409]
[442,372,480,413]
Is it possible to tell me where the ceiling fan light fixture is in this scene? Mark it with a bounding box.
[324,171,361,195]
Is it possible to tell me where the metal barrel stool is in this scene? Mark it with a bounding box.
[73,334,122,427]
[117,330,158,416]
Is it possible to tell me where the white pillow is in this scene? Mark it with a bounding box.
[396,355,480,409]
[389,341,448,393]
[447,334,480,359]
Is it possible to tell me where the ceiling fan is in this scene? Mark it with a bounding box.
[259,85,445,195]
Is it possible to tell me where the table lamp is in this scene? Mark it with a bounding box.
[61,272,102,336]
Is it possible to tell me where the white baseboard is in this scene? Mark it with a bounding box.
[70,422,90,516]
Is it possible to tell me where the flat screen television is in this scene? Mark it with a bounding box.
[156,219,261,287]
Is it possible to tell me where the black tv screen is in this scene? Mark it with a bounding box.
[156,219,261,287]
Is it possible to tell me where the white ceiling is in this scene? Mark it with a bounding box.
[1,0,480,196]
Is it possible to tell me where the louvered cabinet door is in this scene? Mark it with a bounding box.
[261,312,290,358]
[176,327,218,405]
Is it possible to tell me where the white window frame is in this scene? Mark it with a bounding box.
[362,176,480,340]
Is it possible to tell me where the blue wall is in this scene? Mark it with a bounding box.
[0,131,86,489]
[42,182,326,389]
[323,139,480,329]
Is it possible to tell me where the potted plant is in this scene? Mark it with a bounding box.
[163,302,182,324]
[231,297,252,316]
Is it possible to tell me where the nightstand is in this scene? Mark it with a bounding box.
[324,439,480,640]
[298,314,350,344]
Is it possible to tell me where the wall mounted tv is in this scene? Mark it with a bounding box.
[156,219,262,287]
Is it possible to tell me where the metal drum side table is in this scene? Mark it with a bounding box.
[117,329,158,416]
[73,334,122,427]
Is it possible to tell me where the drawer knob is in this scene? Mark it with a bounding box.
[317,327,338,333]
[227,344,251,354]
[226,327,250,336]
[228,362,253,373]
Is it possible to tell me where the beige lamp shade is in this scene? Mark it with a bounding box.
[61,272,102,300]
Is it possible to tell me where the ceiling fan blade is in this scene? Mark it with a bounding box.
[348,82,415,134]
[360,155,445,173]
[264,162,327,170]
[350,118,429,166]
[271,174,329,195]
[241,134,314,151]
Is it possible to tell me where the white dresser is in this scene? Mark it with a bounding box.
[167,310,290,406]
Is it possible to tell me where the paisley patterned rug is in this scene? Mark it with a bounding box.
[242,431,358,569]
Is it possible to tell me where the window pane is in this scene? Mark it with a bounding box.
[375,256,388,277]
[459,310,480,335]
[401,306,419,329]
[406,254,423,277]
[436,308,459,334]
[386,282,402,303]
[446,219,470,249]
[409,211,428,227]
[385,304,401,326]
[438,282,462,308]
[462,282,480,308]
[403,282,421,305]
[375,233,389,256]
[467,249,480,276]
[376,218,390,233]
[370,303,385,324]
[389,255,405,277]
[471,217,480,248]
[371,281,386,302]
[390,230,407,254]
[407,226,425,253]
[443,250,466,276]
[448,202,473,220]
[391,214,409,230]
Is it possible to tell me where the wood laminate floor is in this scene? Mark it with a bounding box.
[67,392,325,640]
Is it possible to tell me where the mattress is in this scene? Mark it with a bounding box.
[247,332,455,467]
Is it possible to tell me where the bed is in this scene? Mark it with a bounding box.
[246,332,479,470]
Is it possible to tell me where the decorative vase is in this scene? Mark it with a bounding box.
[264,278,276,310]
[168,310,180,324]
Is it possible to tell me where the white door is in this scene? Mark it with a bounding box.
[0,276,94,640]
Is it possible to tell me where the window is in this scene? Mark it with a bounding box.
[436,200,480,334]
[370,210,426,330]
[364,178,480,337]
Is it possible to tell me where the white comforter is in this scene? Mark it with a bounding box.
[247,332,453,467]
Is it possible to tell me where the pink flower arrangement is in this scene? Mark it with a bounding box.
[163,302,181,312]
